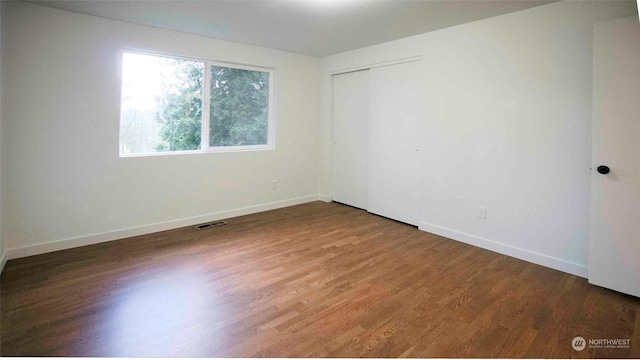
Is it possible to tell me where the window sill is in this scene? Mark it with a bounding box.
[119,145,275,158]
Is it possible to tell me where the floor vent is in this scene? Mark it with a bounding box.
[194,220,227,230]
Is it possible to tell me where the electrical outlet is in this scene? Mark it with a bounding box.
[478,206,487,220]
[272,180,277,190]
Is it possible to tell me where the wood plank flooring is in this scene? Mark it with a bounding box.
[1,201,639,357]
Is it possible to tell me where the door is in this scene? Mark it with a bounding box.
[368,61,423,226]
[332,70,370,209]
[589,16,640,298]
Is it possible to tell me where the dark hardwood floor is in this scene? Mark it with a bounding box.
[1,201,638,357]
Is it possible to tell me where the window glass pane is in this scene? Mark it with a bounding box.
[120,52,204,154]
[209,66,270,147]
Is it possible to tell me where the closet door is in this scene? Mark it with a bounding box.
[368,61,423,226]
[332,70,370,209]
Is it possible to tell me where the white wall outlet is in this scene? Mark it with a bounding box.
[478,206,487,219]
[272,180,277,190]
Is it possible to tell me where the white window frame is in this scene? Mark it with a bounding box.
[119,49,276,158]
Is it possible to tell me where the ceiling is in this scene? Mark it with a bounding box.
[25,0,558,57]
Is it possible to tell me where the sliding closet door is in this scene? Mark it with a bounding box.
[332,70,370,209]
[368,61,423,226]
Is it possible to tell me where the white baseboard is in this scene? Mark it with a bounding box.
[418,221,589,278]
[0,249,7,274]
[318,194,333,203]
[7,195,323,261]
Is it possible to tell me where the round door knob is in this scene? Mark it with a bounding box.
[597,165,610,174]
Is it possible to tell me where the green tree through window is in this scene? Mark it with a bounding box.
[156,58,204,151]
[209,66,269,147]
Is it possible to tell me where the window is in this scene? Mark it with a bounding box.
[119,51,274,156]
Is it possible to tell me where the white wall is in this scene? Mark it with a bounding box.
[320,0,637,277]
[2,2,321,258]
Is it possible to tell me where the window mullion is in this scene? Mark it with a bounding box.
[202,61,211,151]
